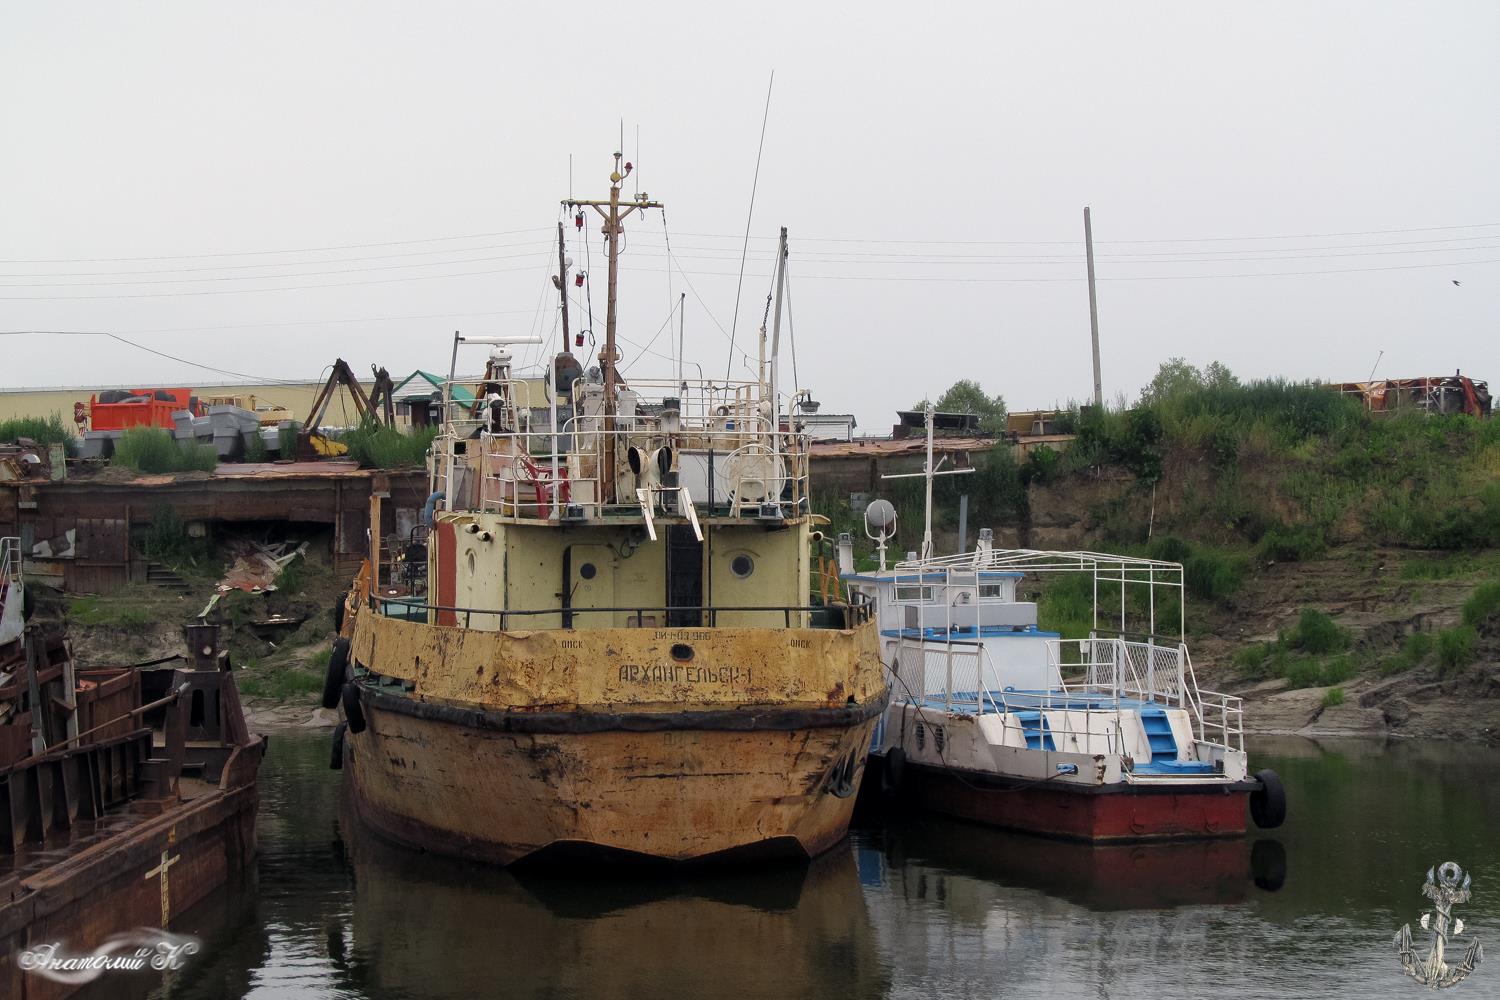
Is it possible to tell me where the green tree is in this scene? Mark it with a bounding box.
[1139,357,1238,404]
[914,380,1007,434]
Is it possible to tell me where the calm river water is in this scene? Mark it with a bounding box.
[81,731,1499,1000]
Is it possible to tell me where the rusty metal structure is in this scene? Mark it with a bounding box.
[1331,372,1492,418]
[326,157,890,865]
[0,562,265,997]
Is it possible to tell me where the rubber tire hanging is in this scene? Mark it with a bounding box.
[341,682,367,734]
[1249,768,1287,828]
[321,637,351,710]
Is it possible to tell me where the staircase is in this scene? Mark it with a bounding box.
[1014,711,1055,751]
[1135,705,1216,775]
[146,562,190,591]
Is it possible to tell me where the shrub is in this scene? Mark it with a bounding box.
[1321,687,1345,708]
[244,431,267,462]
[1436,626,1477,676]
[0,413,76,454]
[1022,444,1060,485]
[1379,631,1435,675]
[1461,581,1500,629]
[1183,550,1247,602]
[1146,535,1193,563]
[112,427,218,473]
[1288,608,1347,655]
[341,420,437,469]
[140,505,214,572]
[1257,524,1325,563]
[275,554,306,594]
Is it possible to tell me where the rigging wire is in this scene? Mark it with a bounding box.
[725,70,775,381]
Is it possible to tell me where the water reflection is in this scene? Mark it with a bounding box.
[61,731,1500,1000]
[331,809,889,1000]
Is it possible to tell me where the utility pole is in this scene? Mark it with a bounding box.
[564,152,661,503]
[1085,206,1102,407]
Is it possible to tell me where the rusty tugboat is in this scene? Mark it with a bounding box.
[0,536,266,999]
[323,155,889,865]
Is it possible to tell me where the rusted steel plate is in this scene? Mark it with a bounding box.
[351,613,886,711]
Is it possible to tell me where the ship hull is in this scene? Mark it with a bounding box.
[345,685,880,864]
[874,756,1251,842]
[0,738,264,1000]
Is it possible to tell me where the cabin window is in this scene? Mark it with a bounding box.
[894,584,934,602]
[730,554,754,579]
[979,584,1005,599]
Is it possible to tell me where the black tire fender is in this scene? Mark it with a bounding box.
[883,747,906,792]
[341,682,367,735]
[333,597,346,635]
[329,721,347,770]
[1249,768,1287,829]
[320,637,351,710]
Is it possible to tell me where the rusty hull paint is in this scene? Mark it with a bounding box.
[343,613,887,863]
[349,613,886,712]
[0,735,264,1000]
[347,700,875,864]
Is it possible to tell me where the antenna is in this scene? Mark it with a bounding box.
[864,499,897,571]
[1368,349,1384,382]
[881,403,973,560]
[725,69,776,380]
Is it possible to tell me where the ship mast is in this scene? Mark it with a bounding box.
[564,152,661,502]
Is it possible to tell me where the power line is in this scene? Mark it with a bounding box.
[0,331,310,383]
[0,248,562,289]
[0,237,555,278]
[0,227,554,265]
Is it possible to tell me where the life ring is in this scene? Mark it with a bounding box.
[341,682,367,734]
[1249,768,1287,829]
[320,637,351,710]
[329,721,346,771]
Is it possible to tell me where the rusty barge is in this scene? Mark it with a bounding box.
[0,540,265,999]
[325,157,889,865]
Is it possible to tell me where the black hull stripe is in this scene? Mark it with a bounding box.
[360,681,891,734]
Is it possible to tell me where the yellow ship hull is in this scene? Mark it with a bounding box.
[341,611,887,864]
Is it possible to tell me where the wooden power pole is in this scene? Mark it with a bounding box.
[1085,206,1102,407]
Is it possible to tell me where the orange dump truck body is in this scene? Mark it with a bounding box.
[88,388,201,431]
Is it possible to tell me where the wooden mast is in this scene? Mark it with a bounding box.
[564,153,661,503]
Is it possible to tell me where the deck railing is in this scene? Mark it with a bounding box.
[890,633,1244,757]
[0,536,19,643]
[373,597,869,631]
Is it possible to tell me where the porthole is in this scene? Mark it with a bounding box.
[580,562,597,580]
[670,643,694,662]
[730,554,754,579]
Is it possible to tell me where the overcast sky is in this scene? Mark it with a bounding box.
[2,2,1496,427]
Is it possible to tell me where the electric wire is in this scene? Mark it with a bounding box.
[725,70,775,381]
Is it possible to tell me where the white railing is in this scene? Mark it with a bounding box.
[891,631,1243,758]
[437,408,810,519]
[1178,642,1244,752]
[1,536,20,644]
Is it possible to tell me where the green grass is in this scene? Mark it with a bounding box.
[69,596,152,628]
[275,554,307,594]
[1436,626,1477,676]
[112,427,218,473]
[244,430,267,462]
[1461,581,1500,629]
[1321,686,1345,708]
[238,666,323,700]
[1378,631,1435,676]
[341,420,437,469]
[1257,523,1325,563]
[140,506,216,574]
[0,413,76,454]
